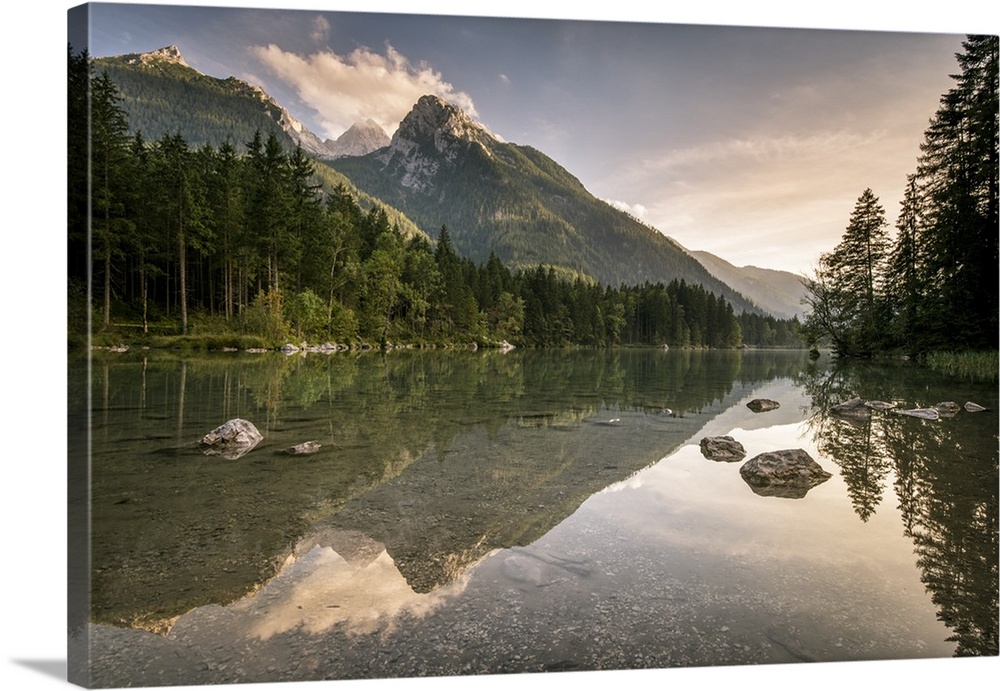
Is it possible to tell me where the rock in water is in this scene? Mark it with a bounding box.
[864,400,897,411]
[934,401,961,417]
[699,436,747,463]
[199,418,263,459]
[285,441,321,455]
[893,408,940,420]
[747,399,780,413]
[830,398,870,419]
[965,401,988,413]
[739,449,832,499]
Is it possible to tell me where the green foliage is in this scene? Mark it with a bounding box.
[803,188,891,357]
[286,289,328,340]
[240,289,289,343]
[69,49,803,352]
[805,36,998,357]
[328,102,761,315]
[924,351,999,383]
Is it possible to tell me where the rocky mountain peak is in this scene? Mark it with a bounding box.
[123,44,190,68]
[326,118,390,158]
[378,95,495,192]
[392,95,493,151]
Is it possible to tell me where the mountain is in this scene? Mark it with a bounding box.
[94,49,778,317]
[689,251,808,320]
[94,46,424,240]
[331,95,762,313]
[324,118,391,158]
[93,46,386,160]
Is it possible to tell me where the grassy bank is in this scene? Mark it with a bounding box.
[924,350,998,383]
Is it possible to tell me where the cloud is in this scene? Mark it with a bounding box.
[639,130,885,173]
[309,16,330,43]
[604,128,918,272]
[499,73,511,85]
[603,199,648,220]
[251,42,477,140]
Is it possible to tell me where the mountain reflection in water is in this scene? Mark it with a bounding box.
[72,349,998,686]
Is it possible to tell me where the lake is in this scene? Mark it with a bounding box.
[68,348,998,686]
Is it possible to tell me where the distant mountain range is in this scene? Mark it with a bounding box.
[94,46,808,319]
[688,251,807,320]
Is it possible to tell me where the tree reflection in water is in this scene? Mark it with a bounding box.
[801,359,998,656]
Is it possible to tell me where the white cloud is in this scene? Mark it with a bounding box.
[603,199,648,220]
[309,15,330,43]
[499,73,511,85]
[251,42,478,140]
[603,127,919,272]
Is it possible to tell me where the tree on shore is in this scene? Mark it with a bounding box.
[804,35,998,357]
[802,189,890,357]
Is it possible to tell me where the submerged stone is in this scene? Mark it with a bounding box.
[699,436,747,463]
[199,418,263,460]
[747,398,780,413]
[285,441,322,455]
[864,400,897,411]
[965,401,988,413]
[739,449,832,499]
[934,401,961,417]
[830,398,870,420]
[893,408,940,420]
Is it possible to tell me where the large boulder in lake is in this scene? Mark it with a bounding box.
[699,436,747,463]
[199,418,263,459]
[747,398,780,413]
[739,449,832,499]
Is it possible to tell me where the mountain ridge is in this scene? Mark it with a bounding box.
[330,95,766,314]
[93,46,388,160]
[688,250,807,320]
[93,48,795,319]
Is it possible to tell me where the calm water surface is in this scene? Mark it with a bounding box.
[69,349,998,686]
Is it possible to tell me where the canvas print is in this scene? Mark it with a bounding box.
[67,2,998,688]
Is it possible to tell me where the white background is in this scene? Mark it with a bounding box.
[3,1,997,690]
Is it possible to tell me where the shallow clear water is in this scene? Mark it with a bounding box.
[70,348,998,686]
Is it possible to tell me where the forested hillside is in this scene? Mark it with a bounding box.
[69,46,804,350]
[330,96,764,314]
[94,47,297,153]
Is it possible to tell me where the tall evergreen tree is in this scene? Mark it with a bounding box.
[885,175,925,351]
[90,71,134,330]
[151,133,207,335]
[914,35,998,349]
[803,189,890,356]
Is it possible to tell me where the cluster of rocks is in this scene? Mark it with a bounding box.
[700,396,830,499]
[275,340,513,356]
[698,390,989,499]
[830,397,988,421]
[700,431,831,500]
[198,418,321,460]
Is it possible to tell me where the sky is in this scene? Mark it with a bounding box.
[73,2,993,275]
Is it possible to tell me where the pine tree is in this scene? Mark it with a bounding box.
[90,71,134,330]
[885,175,925,351]
[914,35,998,349]
[151,133,206,335]
[803,189,891,356]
